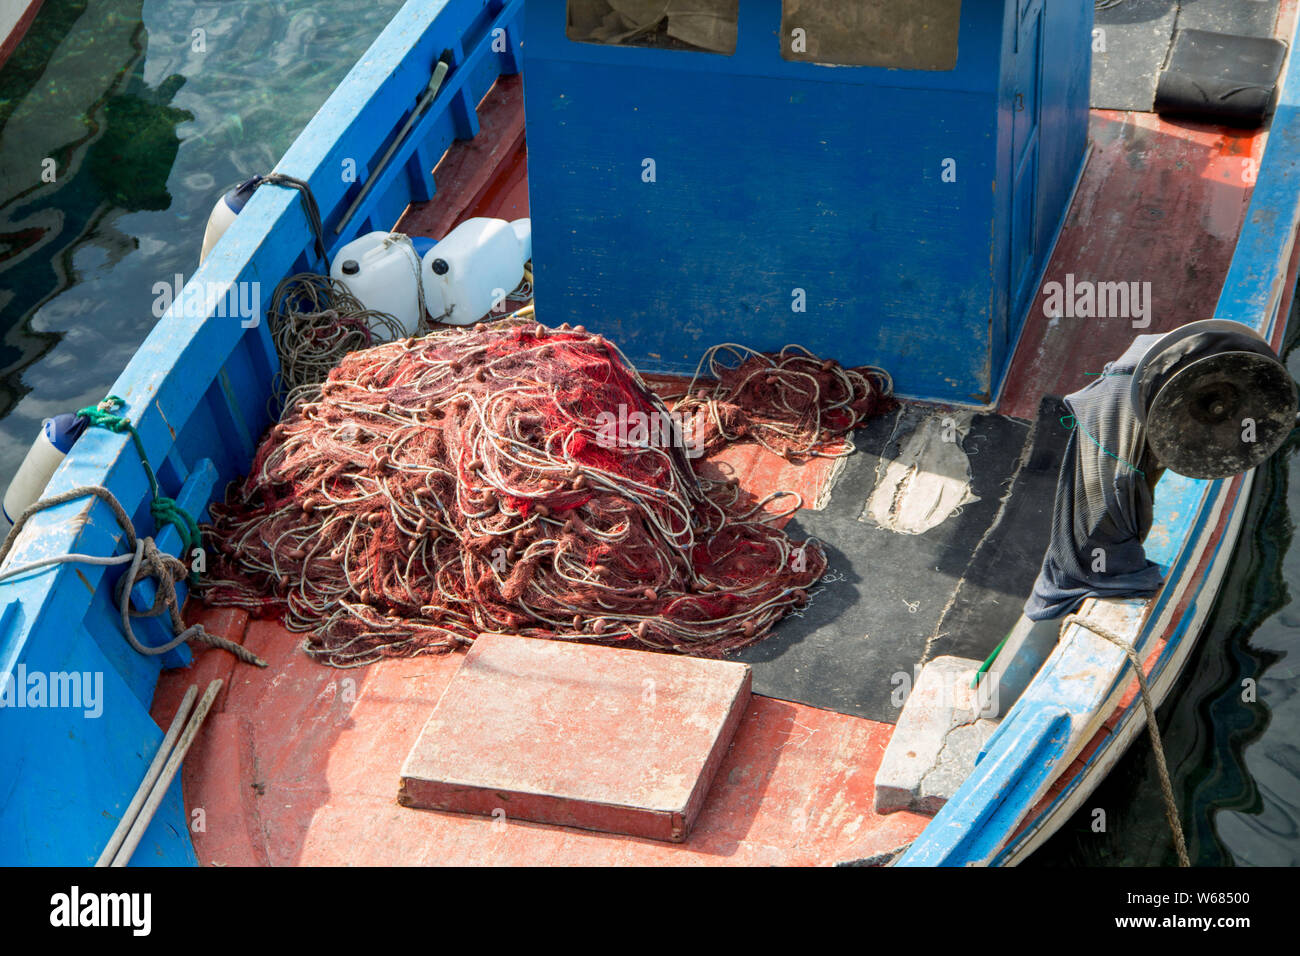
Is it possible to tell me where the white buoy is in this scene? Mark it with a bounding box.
[422,217,531,325]
[3,414,87,524]
[329,232,426,338]
[199,177,263,264]
[511,218,532,262]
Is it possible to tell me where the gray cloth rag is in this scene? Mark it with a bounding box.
[1024,335,1166,620]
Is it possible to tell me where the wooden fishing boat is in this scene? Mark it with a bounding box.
[3,0,1300,867]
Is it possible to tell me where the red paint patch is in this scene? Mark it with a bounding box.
[1000,110,1268,420]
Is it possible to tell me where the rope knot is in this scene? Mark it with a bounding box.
[116,536,266,668]
[76,395,205,583]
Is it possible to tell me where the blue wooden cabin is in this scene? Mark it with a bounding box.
[522,1,1092,403]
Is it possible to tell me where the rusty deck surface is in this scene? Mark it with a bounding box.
[998,109,1270,419]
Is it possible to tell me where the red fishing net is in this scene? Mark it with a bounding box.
[674,343,894,459]
[200,319,891,666]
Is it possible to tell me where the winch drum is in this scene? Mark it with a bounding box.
[1132,320,1297,480]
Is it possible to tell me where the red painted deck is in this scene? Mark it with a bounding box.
[154,608,928,865]
[998,109,1269,419]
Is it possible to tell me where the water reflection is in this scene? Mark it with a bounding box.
[0,0,402,472]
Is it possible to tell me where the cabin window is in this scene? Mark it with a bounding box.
[567,1,738,55]
[781,0,961,71]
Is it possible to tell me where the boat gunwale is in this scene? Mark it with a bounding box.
[902,2,1300,866]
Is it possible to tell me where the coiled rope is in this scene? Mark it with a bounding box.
[0,486,265,667]
[267,272,407,407]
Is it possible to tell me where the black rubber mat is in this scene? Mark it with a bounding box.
[735,398,1071,723]
[1091,0,1281,112]
[924,397,1071,663]
[1176,0,1280,37]
[1154,29,1286,126]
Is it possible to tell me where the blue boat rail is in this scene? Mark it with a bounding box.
[899,8,1300,866]
[0,0,522,866]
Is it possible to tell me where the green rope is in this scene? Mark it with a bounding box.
[76,395,202,584]
[1059,413,1145,477]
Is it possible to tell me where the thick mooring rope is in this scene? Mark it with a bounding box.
[76,396,203,581]
[0,486,264,667]
[1062,613,1190,866]
[202,319,889,666]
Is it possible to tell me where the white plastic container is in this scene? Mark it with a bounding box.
[3,414,87,524]
[422,217,531,325]
[330,232,426,337]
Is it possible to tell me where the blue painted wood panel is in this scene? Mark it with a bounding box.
[0,0,523,866]
[522,0,1090,403]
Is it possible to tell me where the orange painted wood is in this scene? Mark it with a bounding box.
[393,74,528,240]
[155,613,929,865]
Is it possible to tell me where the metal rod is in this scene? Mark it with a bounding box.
[95,684,198,867]
[334,55,452,235]
[110,679,223,867]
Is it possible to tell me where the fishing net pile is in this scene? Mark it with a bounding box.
[674,343,892,459]
[200,319,891,666]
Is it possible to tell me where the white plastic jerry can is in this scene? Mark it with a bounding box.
[3,413,88,524]
[422,218,531,325]
[330,232,429,338]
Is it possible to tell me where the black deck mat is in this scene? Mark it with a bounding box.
[1091,0,1280,112]
[923,397,1071,662]
[1176,0,1280,37]
[1154,29,1286,127]
[1093,0,1182,112]
[735,398,1071,723]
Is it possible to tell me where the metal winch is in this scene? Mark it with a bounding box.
[1132,319,1297,480]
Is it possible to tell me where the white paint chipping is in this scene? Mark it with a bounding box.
[862,413,978,534]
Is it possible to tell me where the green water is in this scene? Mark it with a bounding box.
[0,0,402,468]
[1,1,1297,868]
